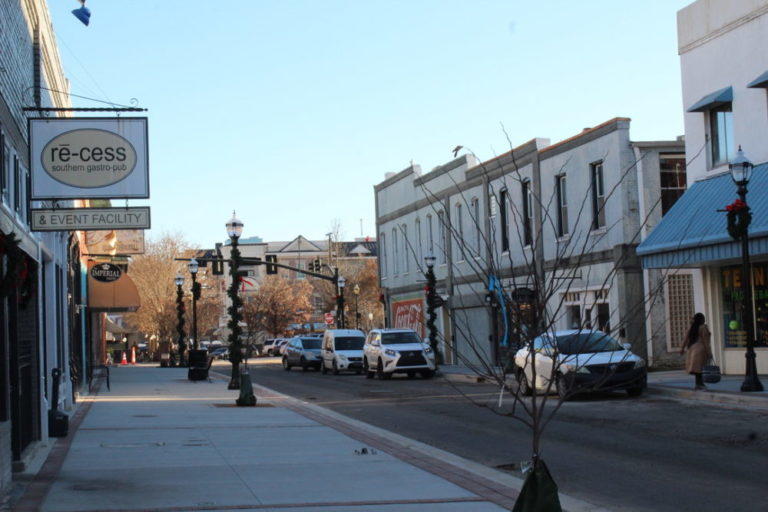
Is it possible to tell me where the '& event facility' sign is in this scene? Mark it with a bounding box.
[29,117,149,199]
[31,207,151,232]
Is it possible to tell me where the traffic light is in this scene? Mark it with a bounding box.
[310,258,321,272]
[266,255,278,275]
[212,243,224,275]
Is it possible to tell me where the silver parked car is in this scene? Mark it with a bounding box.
[282,337,323,371]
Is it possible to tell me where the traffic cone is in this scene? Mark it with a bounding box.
[120,351,128,365]
[130,346,136,365]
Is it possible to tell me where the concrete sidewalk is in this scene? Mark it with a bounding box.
[11,366,606,512]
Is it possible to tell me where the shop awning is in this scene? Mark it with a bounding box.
[748,70,768,89]
[687,86,733,112]
[638,163,768,268]
[88,267,141,312]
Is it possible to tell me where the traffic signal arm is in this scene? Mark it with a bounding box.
[240,257,337,282]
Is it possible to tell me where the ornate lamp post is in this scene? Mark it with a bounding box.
[423,253,442,367]
[337,276,346,328]
[728,147,764,392]
[353,283,360,330]
[175,274,186,366]
[188,257,200,350]
[226,212,245,389]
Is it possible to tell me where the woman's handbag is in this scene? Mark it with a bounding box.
[702,359,721,384]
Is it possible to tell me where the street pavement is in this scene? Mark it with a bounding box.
[12,365,597,512]
[243,358,768,512]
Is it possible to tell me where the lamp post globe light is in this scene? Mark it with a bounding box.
[728,147,764,392]
[175,274,186,366]
[226,212,245,390]
[188,257,200,350]
[337,276,346,329]
[353,283,361,330]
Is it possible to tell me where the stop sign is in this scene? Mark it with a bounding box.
[324,312,334,324]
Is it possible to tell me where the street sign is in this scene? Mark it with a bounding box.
[29,117,149,200]
[324,312,334,325]
[31,207,151,232]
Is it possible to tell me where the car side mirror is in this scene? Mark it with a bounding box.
[621,343,632,351]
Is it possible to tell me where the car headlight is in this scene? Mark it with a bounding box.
[634,359,646,369]
[384,349,398,357]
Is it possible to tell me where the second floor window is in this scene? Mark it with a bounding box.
[709,104,734,167]
[591,162,605,230]
[471,198,481,255]
[522,179,532,246]
[437,211,446,264]
[415,218,422,263]
[13,156,20,213]
[427,214,434,256]
[500,189,509,252]
[402,224,409,273]
[455,203,464,260]
[556,175,568,237]
[380,233,387,276]
[660,154,687,216]
[392,228,399,275]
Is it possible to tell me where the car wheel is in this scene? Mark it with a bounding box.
[364,358,374,379]
[377,359,391,380]
[332,360,340,376]
[556,374,571,400]
[407,370,416,379]
[282,357,291,371]
[321,361,328,375]
[626,386,644,397]
[517,369,533,396]
[420,369,435,379]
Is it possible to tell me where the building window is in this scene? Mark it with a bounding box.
[380,233,386,276]
[401,224,409,273]
[499,189,509,252]
[709,104,734,167]
[471,197,481,255]
[392,228,398,275]
[660,154,687,216]
[590,162,605,230]
[0,130,7,202]
[667,273,694,350]
[13,155,20,213]
[415,218,422,264]
[437,211,446,264]
[556,175,568,237]
[721,264,768,348]
[522,179,532,246]
[426,214,434,256]
[455,203,464,260]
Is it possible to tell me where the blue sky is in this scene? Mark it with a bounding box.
[49,0,691,247]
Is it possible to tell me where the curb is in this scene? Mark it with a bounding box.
[212,369,611,512]
[646,385,768,411]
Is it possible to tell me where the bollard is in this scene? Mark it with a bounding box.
[236,370,257,407]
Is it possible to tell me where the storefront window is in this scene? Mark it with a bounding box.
[721,264,768,348]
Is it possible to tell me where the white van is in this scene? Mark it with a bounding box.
[321,329,366,375]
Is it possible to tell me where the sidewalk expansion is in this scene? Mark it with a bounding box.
[12,365,606,512]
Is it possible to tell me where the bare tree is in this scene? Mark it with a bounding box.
[388,133,710,510]
[247,276,313,337]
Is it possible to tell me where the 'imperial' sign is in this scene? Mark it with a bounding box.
[90,263,122,283]
[31,207,151,232]
[29,117,149,199]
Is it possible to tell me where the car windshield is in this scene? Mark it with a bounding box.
[381,331,421,345]
[301,338,321,349]
[554,332,624,354]
[334,337,364,350]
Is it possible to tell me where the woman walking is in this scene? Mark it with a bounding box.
[680,313,713,390]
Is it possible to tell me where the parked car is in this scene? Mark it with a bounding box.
[263,339,284,357]
[282,337,323,371]
[363,328,436,380]
[320,329,366,375]
[210,347,229,360]
[513,330,647,399]
[278,339,292,356]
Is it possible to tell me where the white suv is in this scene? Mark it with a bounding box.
[363,328,436,380]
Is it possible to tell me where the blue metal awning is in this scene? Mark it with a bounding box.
[748,70,768,89]
[638,163,768,269]
[687,86,733,112]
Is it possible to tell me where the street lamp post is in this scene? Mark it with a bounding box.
[188,258,200,350]
[337,276,346,329]
[226,212,245,390]
[175,274,186,366]
[728,147,764,392]
[353,283,360,330]
[424,253,442,367]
